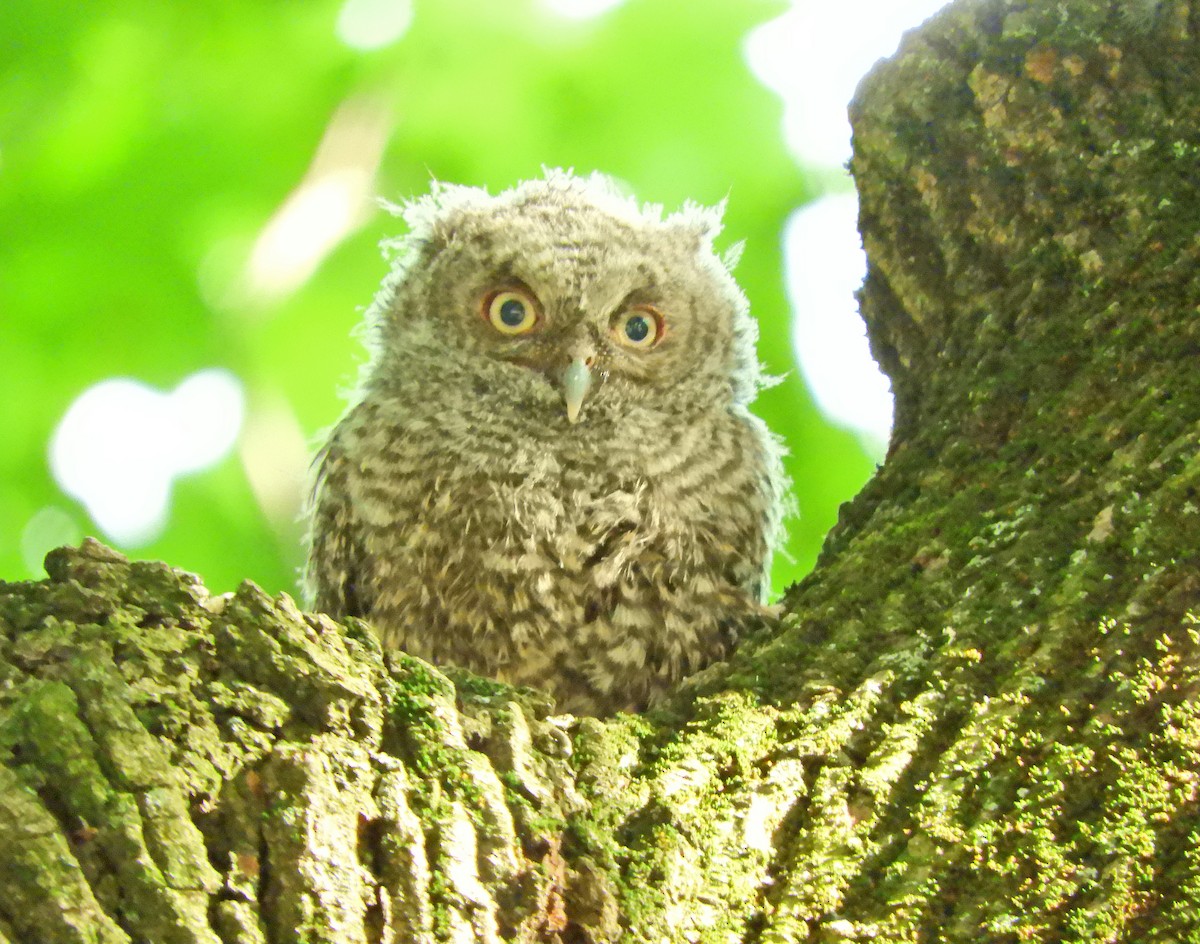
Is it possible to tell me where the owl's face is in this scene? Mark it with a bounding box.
[368,172,761,430]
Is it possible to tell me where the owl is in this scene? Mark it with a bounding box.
[305,169,786,715]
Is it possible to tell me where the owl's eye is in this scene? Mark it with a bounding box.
[612,306,664,350]
[484,289,540,335]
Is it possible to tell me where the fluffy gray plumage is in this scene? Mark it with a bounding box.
[305,169,785,715]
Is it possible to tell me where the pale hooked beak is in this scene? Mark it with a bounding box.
[562,356,593,424]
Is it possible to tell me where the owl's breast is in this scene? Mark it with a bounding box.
[335,395,774,708]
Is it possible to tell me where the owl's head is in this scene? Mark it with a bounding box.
[363,169,765,428]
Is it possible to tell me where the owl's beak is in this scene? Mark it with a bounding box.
[562,356,593,424]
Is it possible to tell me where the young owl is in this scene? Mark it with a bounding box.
[305,169,786,715]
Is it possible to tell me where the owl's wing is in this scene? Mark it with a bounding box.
[305,440,372,619]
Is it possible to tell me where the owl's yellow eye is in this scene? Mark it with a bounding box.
[484,289,540,335]
[612,306,664,350]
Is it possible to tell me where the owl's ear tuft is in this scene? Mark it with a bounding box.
[665,199,726,252]
[721,240,746,272]
[379,180,495,266]
[379,192,440,261]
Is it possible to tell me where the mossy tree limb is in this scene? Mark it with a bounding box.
[3,0,1200,940]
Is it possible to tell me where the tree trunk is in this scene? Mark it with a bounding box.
[4,0,1200,940]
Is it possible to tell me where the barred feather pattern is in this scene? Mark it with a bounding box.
[305,170,786,715]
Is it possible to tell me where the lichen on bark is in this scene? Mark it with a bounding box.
[3,0,1200,940]
[0,542,592,943]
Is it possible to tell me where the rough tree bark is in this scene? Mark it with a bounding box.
[3,0,1200,940]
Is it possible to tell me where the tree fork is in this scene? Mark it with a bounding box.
[3,0,1200,940]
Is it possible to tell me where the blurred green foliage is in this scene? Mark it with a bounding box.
[1,0,877,598]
